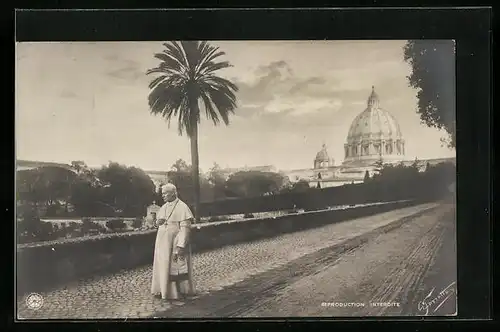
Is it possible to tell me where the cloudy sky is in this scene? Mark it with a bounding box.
[15,40,455,172]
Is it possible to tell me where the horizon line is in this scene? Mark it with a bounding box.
[16,155,456,174]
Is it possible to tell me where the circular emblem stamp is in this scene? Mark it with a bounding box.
[26,293,43,310]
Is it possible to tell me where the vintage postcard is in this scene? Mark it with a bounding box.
[16,39,457,319]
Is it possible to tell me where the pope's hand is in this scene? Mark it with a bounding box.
[156,218,167,226]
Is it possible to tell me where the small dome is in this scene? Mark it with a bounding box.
[315,144,330,161]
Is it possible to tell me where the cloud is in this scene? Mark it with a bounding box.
[104,54,120,61]
[105,59,146,82]
[233,60,340,119]
[289,77,328,94]
[238,102,261,109]
[231,59,373,126]
[264,95,343,117]
[59,89,80,99]
[254,60,294,88]
[16,41,456,172]
[289,98,343,117]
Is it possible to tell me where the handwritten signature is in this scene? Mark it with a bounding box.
[417,282,456,316]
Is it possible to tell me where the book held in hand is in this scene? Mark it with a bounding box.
[170,255,189,281]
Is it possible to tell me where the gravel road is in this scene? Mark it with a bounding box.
[17,202,443,319]
[156,201,455,318]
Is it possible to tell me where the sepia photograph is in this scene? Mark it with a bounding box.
[16,39,457,319]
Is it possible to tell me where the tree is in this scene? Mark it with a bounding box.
[171,158,191,172]
[168,159,214,203]
[17,208,56,243]
[69,174,103,217]
[423,162,456,187]
[96,162,157,217]
[403,40,456,148]
[68,161,112,217]
[17,169,43,206]
[207,162,225,183]
[290,179,311,193]
[147,41,239,221]
[373,157,384,174]
[371,162,421,186]
[411,157,422,170]
[70,160,87,173]
[225,171,289,198]
[207,162,226,200]
[363,170,370,182]
[70,160,102,187]
[16,166,77,217]
[368,160,455,201]
[153,185,166,206]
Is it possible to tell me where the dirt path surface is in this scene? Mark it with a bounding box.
[17,203,440,320]
[155,202,455,318]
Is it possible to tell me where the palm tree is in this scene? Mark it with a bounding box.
[146,41,238,221]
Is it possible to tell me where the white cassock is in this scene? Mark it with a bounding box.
[150,198,196,300]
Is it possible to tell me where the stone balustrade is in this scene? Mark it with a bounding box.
[16,199,423,296]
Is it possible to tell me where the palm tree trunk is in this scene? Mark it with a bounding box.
[190,111,201,223]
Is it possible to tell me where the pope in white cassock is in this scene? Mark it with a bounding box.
[151,183,196,302]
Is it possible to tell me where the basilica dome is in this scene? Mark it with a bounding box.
[342,86,405,167]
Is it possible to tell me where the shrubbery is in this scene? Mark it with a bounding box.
[106,218,127,232]
[17,161,156,219]
[81,218,107,235]
[132,218,144,229]
[17,211,56,244]
[198,161,456,217]
[17,160,455,245]
[17,213,142,245]
[208,215,231,222]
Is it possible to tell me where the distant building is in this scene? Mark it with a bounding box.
[16,160,75,172]
[219,165,277,180]
[16,88,455,191]
[314,144,334,169]
[16,159,170,192]
[280,87,455,188]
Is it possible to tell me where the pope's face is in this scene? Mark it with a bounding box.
[162,189,177,202]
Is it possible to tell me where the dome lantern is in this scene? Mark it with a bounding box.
[367,85,380,109]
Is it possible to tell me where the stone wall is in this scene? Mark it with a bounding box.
[16,199,423,296]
